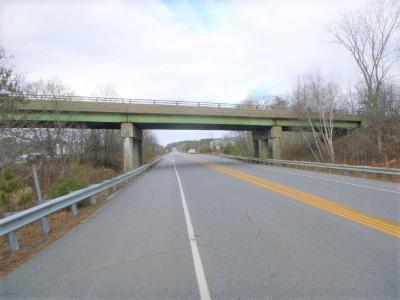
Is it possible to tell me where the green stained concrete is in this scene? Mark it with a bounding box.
[2,111,360,129]
[127,114,274,126]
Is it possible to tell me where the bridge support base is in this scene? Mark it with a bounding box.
[121,123,143,172]
[252,138,260,158]
[252,126,282,160]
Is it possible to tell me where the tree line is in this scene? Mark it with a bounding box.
[0,48,163,212]
[237,0,399,165]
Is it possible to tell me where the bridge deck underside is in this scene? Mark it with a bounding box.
[3,111,361,130]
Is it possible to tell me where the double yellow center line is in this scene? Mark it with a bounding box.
[185,155,400,238]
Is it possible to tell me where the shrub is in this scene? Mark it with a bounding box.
[3,168,14,180]
[71,160,86,182]
[50,177,87,199]
[0,168,26,211]
[18,191,34,206]
[221,144,241,156]
[50,176,90,207]
[0,191,10,207]
[98,167,113,181]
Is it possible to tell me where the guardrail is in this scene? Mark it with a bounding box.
[221,155,400,179]
[0,158,161,252]
[3,93,361,114]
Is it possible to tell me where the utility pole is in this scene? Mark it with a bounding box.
[32,165,50,235]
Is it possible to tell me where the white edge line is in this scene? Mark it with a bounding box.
[249,164,400,195]
[172,159,211,300]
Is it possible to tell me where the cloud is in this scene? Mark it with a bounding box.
[1,0,369,144]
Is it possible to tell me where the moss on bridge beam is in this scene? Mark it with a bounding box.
[1,111,361,130]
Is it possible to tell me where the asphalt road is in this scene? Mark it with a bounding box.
[1,153,399,299]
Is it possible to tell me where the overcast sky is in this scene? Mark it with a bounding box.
[1,0,368,145]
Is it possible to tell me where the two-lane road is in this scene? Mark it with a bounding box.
[1,154,399,299]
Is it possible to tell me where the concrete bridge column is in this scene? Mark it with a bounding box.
[268,126,282,160]
[252,132,260,158]
[252,130,269,159]
[252,126,282,160]
[121,123,143,172]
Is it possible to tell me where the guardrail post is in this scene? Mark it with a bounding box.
[363,171,368,178]
[5,212,19,252]
[70,203,78,217]
[90,195,96,205]
[67,191,78,216]
[7,231,19,252]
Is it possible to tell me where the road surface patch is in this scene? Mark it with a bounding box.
[253,165,400,194]
[172,159,211,300]
[186,155,400,238]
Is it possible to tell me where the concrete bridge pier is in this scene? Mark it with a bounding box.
[252,126,282,160]
[268,126,282,160]
[121,123,143,172]
[252,138,260,158]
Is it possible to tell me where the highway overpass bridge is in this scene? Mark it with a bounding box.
[1,95,362,171]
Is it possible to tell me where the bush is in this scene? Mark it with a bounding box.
[221,144,241,156]
[98,167,113,182]
[18,191,34,206]
[50,177,87,199]
[3,168,14,180]
[50,176,90,207]
[71,160,86,182]
[0,168,26,211]
[0,191,10,207]
[0,170,23,193]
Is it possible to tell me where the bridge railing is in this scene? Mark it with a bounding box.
[221,154,400,179]
[0,158,161,253]
[6,93,361,114]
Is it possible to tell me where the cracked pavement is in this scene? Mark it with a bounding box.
[1,154,399,299]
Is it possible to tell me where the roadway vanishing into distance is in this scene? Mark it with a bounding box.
[1,154,399,299]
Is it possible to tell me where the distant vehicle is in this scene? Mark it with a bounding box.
[16,153,45,164]
[188,149,196,154]
[16,154,29,163]
[27,153,45,163]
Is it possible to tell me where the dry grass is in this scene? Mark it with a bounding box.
[0,172,144,279]
[0,193,108,278]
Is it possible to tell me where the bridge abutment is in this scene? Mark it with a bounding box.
[121,123,143,172]
[252,126,282,160]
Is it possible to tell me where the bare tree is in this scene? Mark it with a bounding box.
[22,79,76,163]
[0,47,25,134]
[241,94,290,110]
[293,72,339,163]
[330,0,400,154]
[90,85,122,167]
